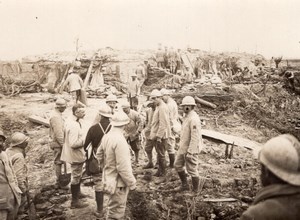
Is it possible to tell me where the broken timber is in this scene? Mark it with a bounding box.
[171,93,234,102]
[203,198,237,202]
[195,96,217,109]
[201,129,262,151]
[83,60,94,89]
[28,115,50,127]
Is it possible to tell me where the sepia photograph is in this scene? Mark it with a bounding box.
[0,0,300,219]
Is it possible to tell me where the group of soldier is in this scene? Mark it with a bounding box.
[156,46,182,74]
[1,67,300,220]
[44,85,204,219]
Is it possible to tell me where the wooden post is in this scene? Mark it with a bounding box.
[195,96,217,109]
[83,60,95,89]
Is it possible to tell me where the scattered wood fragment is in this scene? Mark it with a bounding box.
[195,96,217,109]
[203,198,237,202]
[28,115,50,127]
[83,60,94,89]
[171,93,234,102]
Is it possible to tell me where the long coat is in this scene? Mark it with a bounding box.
[241,184,300,220]
[96,128,136,189]
[178,110,203,154]
[0,151,21,211]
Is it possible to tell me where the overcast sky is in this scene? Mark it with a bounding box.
[0,0,300,60]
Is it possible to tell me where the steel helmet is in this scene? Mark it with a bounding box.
[160,88,171,96]
[121,101,131,109]
[150,89,162,98]
[130,72,137,77]
[106,94,118,103]
[99,104,113,118]
[143,100,154,108]
[181,96,196,106]
[0,130,6,141]
[55,98,67,108]
[110,110,130,126]
[259,134,300,186]
[11,132,29,147]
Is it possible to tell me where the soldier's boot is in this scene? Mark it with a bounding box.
[143,153,154,169]
[135,150,139,164]
[177,171,189,191]
[192,177,200,193]
[155,159,166,177]
[153,159,162,177]
[94,191,104,218]
[70,184,89,209]
[160,159,166,176]
[168,154,175,168]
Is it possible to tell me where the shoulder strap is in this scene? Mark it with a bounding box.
[99,122,111,134]
[98,123,105,134]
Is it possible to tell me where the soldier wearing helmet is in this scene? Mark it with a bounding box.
[83,103,112,218]
[61,103,88,209]
[174,96,203,192]
[0,131,21,220]
[128,72,139,111]
[106,94,118,114]
[49,98,67,189]
[63,70,83,103]
[122,101,143,164]
[241,134,300,219]
[142,100,157,169]
[135,63,146,92]
[6,132,30,214]
[160,88,179,168]
[96,110,136,219]
[149,89,172,177]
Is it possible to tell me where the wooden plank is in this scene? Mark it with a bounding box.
[195,96,217,109]
[201,129,262,150]
[28,115,50,127]
[181,53,193,70]
[203,198,237,202]
[83,60,94,89]
[171,92,234,102]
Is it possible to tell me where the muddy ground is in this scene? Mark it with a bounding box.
[1,51,300,219]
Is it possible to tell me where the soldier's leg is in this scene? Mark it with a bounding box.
[93,173,104,217]
[70,163,88,208]
[130,139,140,164]
[106,187,129,220]
[143,139,154,169]
[154,139,167,176]
[186,154,200,192]
[167,135,176,168]
[174,153,189,190]
[53,148,63,185]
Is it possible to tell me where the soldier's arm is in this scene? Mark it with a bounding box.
[50,116,64,147]
[12,155,28,193]
[115,141,136,189]
[188,119,201,154]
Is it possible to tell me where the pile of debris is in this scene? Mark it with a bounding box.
[0,48,127,97]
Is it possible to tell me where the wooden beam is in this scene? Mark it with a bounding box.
[83,60,94,89]
[28,115,49,127]
[201,129,262,151]
[195,96,217,109]
[171,92,234,102]
[203,198,237,202]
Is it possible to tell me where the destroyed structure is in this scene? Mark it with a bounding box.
[1,48,300,220]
